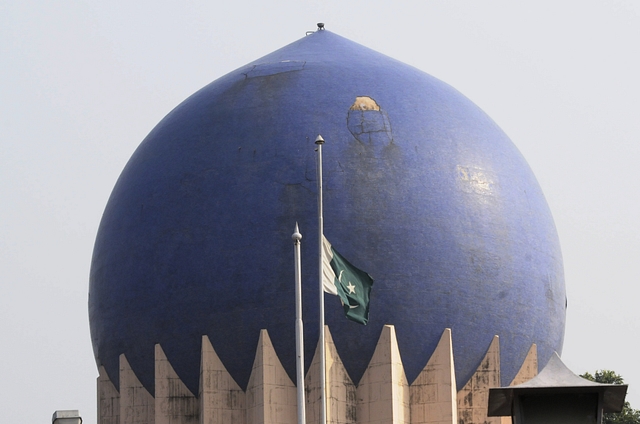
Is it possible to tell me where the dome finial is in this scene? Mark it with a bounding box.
[317,22,325,31]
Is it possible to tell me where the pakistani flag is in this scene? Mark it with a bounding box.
[322,236,374,325]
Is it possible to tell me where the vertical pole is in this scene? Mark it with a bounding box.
[292,223,306,424]
[315,134,326,424]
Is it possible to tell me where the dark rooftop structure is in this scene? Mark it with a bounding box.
[488,353,627,424]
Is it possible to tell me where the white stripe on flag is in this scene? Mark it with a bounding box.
[321,236,338,295]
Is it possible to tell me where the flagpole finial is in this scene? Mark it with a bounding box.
[292,222,302,242]
[315,134,325,144]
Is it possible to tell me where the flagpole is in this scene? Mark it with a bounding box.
[292,223,306,424]
[315,134,327,424]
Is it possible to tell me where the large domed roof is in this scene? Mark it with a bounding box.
[89,29,565,396]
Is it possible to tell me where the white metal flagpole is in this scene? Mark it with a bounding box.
[315,134,327,424]
[292,223,306,424]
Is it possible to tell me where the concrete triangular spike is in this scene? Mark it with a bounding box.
[457,335,501,424]
[409,328,457,424]
[246,329,296,424]
[120,354,155,424]
[357,324,410,424]
[509,344,538,386]
[155,344,199,424]
[304,325,356,424]
[499,344,538,424]
[304,328,323,423]
[199,335,246,424]
[97,365,120,424]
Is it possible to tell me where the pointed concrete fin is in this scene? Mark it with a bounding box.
[304,325,356,424]
[304,328,323,423]
[457,335,501,424]
[120,354,155,424]
[495,344,539,424]
[155,344,198,424]
[357,324,410,424]
[410,328,457,424]
[199,335,246,424]
[98,366,120,424]
[497,344,538,424]
[510,344,538,387]
[246,329,296,424]
[324,326,357,423]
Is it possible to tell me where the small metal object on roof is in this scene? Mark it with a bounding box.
[52,410,83,424]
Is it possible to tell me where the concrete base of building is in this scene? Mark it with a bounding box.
[97,325,538,424]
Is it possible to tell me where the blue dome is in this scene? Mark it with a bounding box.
[89,30,565,396]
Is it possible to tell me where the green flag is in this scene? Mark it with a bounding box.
[321,236,374,325]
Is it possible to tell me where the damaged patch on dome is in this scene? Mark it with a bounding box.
[350,96,381,111]
[347,96,393,147]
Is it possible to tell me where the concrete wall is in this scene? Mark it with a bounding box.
[120,354,155,424]
[357,325,410,424]
[410,329,457,424]
[305,326,357,424]
[199,335,246,424]
[98,366,120,424]
[98,327,537,424]
[457,336,501,424]
[155,344,199,424]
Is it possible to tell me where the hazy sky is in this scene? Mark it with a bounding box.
[2,1,639,423]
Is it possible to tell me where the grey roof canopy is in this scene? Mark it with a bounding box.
[488,353,628,417]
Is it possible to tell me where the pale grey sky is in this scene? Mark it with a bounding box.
[2,1,639,423]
